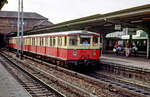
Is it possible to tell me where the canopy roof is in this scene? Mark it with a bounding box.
[24,4,150,35]
[7,4,150,37]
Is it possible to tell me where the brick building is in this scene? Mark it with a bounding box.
[0,11,53,35]
[0,11,53,47]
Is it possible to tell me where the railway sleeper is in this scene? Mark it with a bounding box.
[100,64,150,84]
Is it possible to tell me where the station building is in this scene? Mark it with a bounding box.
[0,11,53,35]
[0,11,53,46]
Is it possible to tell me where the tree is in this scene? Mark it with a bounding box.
[0,0,8,10]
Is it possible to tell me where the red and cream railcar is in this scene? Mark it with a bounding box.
[9,30,100,66]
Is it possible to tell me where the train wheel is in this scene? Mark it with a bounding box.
[60,61,64,66]
[56,61,60,65]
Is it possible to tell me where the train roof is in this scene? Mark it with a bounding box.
[13,30,100,38]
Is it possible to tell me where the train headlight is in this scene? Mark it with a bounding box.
[93,51,96,56]
[73,50,77,56]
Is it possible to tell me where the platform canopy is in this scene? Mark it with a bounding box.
[20,4,150,36]
[0,0,7,10]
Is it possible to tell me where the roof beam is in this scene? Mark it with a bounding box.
[47,4,150,30]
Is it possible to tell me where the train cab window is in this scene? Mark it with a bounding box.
[93,36,98,46]
[69,36,77,46]
[80,35,90,46]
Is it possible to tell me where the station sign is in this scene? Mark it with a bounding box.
[123,28,136,35]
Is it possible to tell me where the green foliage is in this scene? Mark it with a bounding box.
[0,0,8,10]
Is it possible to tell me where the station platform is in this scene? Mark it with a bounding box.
[0,63,31,97]
[100,53,150,70]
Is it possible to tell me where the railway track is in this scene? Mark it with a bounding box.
[89,72,150,96]
[0,52,64,97]
[98,61,150,91]
[3,49,150,97]
[1,50,98,97]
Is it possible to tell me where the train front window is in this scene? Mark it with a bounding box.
[69,36,77,46]
[80,35,90,46]
[93,36,98,46]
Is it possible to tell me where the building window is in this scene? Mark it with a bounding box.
[23,21,27,25]
[10,20,15,24]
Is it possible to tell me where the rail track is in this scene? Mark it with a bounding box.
[2,48,150,97]
[98,61,150,91]
[0,52,63,97]
[2,50,98,97]
[89,72,150,96]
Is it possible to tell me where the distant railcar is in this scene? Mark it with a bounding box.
[8,30,100,66]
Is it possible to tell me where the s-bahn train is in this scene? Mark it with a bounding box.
[8,30,100,66]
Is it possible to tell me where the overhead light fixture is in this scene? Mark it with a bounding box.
[131,20,143,23]
[104,23,112,26]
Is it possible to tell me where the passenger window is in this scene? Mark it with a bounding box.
[35,37,37,46]
[49,37,52,47]
[19,38,21,45]
[38,37,40,46]
[69,36,77,46]
[40,38,41,46]
[53,37,55,47]
[64,36,67,46]
[45,37,48,47]
[42,38,44,46]
[93,36,98,46]
[40,37,44,46]
[80,35,90,46]
[59,37,62,46]
[43,37,45,46]
[58,37,60,46]
[32,38,35,46]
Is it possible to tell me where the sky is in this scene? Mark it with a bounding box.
[2,0,150,24]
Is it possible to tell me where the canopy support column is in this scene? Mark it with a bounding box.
[147,36,150,59]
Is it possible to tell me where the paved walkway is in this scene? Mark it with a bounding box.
[101,53,150,70]
[0,63,31,97]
